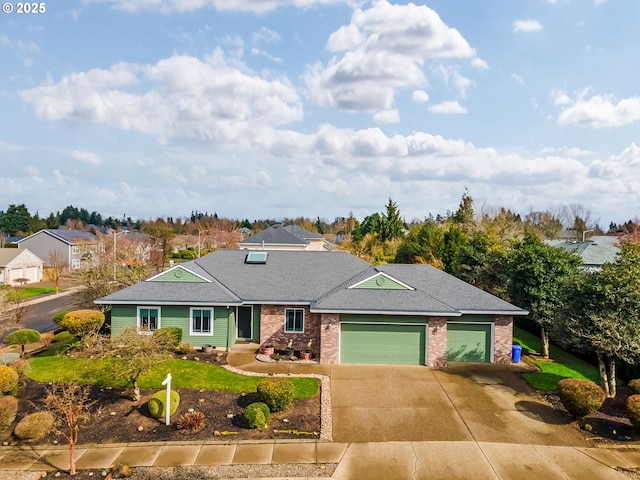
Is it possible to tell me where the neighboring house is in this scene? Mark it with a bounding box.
[16,229,102,272]
[239,224,335,251]
[96,250,527,367]
[547,239,620,271]
[0,248,43,285]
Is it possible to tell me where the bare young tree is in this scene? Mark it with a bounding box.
[45,383,95,476]
[6,288,30,329]
[45,249,67,294]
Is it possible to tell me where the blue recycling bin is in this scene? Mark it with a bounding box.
[512,343,522,364]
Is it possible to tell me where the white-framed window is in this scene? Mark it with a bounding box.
[137,307,161,331]
[71,259,81,270]
[284,308,304,333]
[190,308,213,335]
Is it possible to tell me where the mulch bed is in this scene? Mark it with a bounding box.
[3,350,321,447]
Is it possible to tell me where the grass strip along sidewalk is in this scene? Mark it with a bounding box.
[513,326,602,391]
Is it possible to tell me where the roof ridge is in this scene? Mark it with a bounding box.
[313,266,377,307]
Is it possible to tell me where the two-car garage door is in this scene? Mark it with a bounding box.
[340,319,492,365]
[340,323,426,365]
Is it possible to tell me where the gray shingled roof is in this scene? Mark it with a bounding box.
[97,249,526,315]
[18,229,99,245]
[0,248,31,266]
[550,240,620,267]
[239,224,308,246]
[283,224,325,240]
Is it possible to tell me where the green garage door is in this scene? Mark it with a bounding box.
[447,323,492,362]
[340,323,426,365]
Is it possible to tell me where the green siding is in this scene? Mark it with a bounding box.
[340,314,427,324]
[150,267,206,283]
[353,274,409,290]
[341,323,426,364]
[110,305,232,349]
[447,323,491,362]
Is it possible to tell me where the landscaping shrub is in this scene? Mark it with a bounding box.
[0,395,18,432]
[59,310,105,337]
[176,342,193,355]
[627,394,640,428]
[147,390,180,419]
[257,377,295,412]
[628,379,640,395]
[14,411,54,441]
[154,327,182,351]
[39,332,54,348]
[3,329,41,357]
[0,365,19,395]
[52,311,70,325]
[52,331,75,343]
[8,359,30,388]
[177,410,206,434]
[243,402,270,429]
[556,378,606,418]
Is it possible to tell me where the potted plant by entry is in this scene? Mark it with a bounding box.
[260,344,275,356]
[285,339,295,357]
[300,339,313,360]
[202,344,213,354]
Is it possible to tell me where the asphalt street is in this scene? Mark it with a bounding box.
[1,290,79,341]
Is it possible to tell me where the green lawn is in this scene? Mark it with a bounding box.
[17,287,57,298]
[28,355,319,398]
[513,326,602,391]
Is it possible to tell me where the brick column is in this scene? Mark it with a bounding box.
[494,315,513,364]
[320,313,340,364]
[427,317,447,367]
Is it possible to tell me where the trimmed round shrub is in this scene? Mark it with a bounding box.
[148,389,180,419]
[14,411,54,442]
[154,327,182,351]
[52,311,70,326]
[628,379,640,395]
[243,402,270,429]
[257,377,295,412]
[59,310,105,337]
[0,365,19,395]
[3,329,41,357]
[0,395,18,432]
[627,394,640,428]
[556,378,606,418]
[52,331,75,343]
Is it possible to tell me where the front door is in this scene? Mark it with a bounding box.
[237,306,253,340]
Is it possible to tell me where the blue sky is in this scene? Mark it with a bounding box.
[2,0,639,225]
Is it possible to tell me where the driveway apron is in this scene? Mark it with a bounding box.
[330,363,587,446]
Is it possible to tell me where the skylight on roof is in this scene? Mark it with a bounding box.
[245,251,268,264]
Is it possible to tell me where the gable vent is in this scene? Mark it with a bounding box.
[245,251,268,264]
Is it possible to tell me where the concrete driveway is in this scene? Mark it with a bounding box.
[330,363,587,446]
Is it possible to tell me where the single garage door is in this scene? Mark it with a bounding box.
[446,323,492,362]
[340,323,426,365]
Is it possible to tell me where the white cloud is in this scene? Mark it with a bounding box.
[26,165,40,175]
[556,90,640,127]
[82,0,347,14]
[433,64,473,99]
[19,51,303,143]
[373,109,400,124]
[550,88,572,106]
[412,90,429,103]
[471,58,489,70]
[252,27,281,45]
[304,0,476,116]
[512,73,524,85]
[428,101,467,114]
[72,150,103,166]
[513,20,543,33]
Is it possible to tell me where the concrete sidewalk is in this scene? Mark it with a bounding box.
[0,440,639,479]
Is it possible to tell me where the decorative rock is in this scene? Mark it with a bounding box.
[137,426,144,432]
[41,473,47,477]
[2,441,8,446]
[198,398,205,404]
[241,393,246,396]
[52,440,59,445]
[194,357,200,361]
[101,471,108,477]
[226,413,234,419]
[182,356,188,360]
[188,408,194,413]
[214,430,221,436]
[283,419,289,423]
[89,472,94,476]
[54,473,61,477]
[110,412,116,416]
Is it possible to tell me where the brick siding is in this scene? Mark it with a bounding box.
[494,315,514,364]
[259,305,322,358]
[319,313,340,364]
[427,317,448,367]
